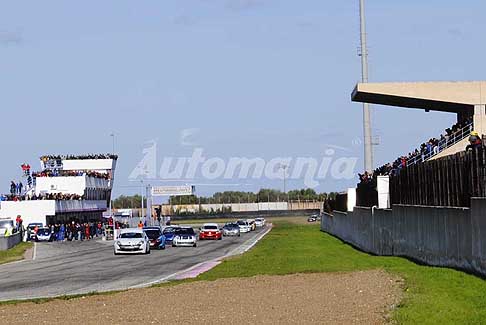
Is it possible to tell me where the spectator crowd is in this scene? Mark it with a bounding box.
[27,219,134,242]
[1,192,84,202]
[32,169,110,180]
[27,222,105,242]
[40,153,118,161]
[359,117,479,184]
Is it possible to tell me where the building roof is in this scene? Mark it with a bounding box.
[351,81,486,113]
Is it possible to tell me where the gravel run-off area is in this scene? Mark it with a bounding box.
[0,270,402,325]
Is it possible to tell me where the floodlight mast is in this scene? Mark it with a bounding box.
[359,0,374,172]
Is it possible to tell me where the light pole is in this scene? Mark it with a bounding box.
[146,183,151,225]
[279,164,288,193]
[110,133,115,156]
[140,179,144,222]
[109,133,116,239]
[359,0,374,172]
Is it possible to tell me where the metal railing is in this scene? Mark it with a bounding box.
[407,122,473,166]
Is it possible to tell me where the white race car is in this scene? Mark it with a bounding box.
[173,227,197,247]
[237,220,252,233]
[35,227,52,242]
[114,228,150,255]
[255,217,266,227]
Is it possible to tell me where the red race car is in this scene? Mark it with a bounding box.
[199,223,222,240]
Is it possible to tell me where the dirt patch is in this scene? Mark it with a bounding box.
[0,270,402,325]
[22,245,34,261]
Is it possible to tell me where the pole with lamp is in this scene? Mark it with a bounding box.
[278,163,288,194]
[359,0,374,172]
[140,179,144,225]
[109,133,116,240]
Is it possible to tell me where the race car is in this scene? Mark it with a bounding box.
[143,226,166,250]
[199,223,222,240]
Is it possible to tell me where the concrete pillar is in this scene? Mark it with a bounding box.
[377,176,390,209]
[473,105,486,136]
[347,188,356,212]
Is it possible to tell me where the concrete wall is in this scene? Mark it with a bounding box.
[61,159,115,172]
[0,200,55,226]
[162,201,322,215]
[321,201,486,276]
[0,232,22,251]
[35,176,110,196]
[172,209,320,221]
[36,176,86,196]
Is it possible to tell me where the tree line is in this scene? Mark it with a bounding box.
[113,189,338,208]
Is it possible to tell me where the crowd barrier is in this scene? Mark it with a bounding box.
[0,232,22,251]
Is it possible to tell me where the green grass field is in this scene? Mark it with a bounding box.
[0,242,32,265]
[197,221,486,324]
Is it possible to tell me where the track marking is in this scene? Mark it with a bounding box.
[32,242,37,261]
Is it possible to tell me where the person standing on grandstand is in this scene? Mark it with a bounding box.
[16,182,23,195]
[10,181,16,196]
[466,131,482,151]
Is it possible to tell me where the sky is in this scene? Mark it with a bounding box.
[1,0,485,197]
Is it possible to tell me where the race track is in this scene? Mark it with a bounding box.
[0,227,268,301]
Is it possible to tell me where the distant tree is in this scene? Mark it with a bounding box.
[113,194,143,209]
[115,188,333,212]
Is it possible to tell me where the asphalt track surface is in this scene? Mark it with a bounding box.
[0,227,268,301]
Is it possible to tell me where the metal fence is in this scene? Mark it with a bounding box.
[390,147,486,207]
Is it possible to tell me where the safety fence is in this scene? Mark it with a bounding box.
[390,147,486,207]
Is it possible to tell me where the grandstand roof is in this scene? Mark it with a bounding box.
[352,81,486,113]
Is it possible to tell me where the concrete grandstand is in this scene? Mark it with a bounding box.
[352,81,486,160]
[0,155,117,226]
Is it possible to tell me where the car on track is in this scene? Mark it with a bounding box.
[143,226,166,250]
[27,223,43,241]
[199,223,222,240]
[114,228,151,255]
[35,227,53,242]
[307,215,318,222]
[237,220,252,233]
[255,217,266,227]
[247,219,256,231]
[222,223,240,237]
[162,226,180,244]
[172,227,197,247]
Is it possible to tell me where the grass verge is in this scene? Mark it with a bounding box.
[196,222,486,324]
[0,242,32,265]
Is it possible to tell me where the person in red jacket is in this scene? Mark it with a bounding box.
[85,223,91,240]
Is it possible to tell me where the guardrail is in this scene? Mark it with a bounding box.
[407,122,473,166]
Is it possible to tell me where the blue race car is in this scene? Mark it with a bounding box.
[143,227,166,250]
[162,226,180,244]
